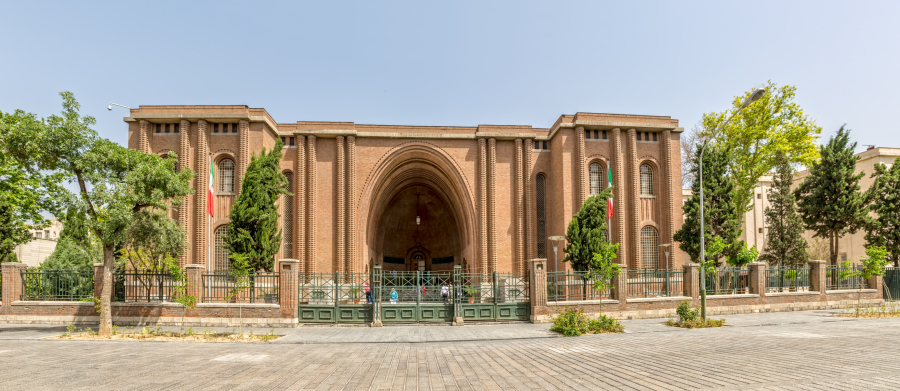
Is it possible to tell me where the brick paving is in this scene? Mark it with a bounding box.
[1,310,899,390]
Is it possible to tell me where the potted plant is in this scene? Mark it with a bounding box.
[465,286,478,303]
[348,287,362,304]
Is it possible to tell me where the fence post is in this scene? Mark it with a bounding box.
[278,259,299,319]
[93,263,104,301]
[528,258,548,323]
[2,263,27,309]
[809,260,826,294]
[683,263,699,302]
[748,262,766,297]
[868,275,883,299]
[373,266,383,327]
[612,268,627,301]
[452,265,463,326]
[184,264,205,303]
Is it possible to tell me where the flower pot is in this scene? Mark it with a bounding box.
[468,297,474,304]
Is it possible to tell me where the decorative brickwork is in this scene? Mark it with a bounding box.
[612,128,627,266]
[478,138,488,273]
[294,135,305,273]
[238,120,250,195]
[306,135,317,275]
[663,130,675,267]
[515,139,525,274]
[628,128,640,269]
[575,126,586,206]
[488,138,497,273]
[178,120,191,266]
[139,120,150,153]
[347,136,357,275]
[195,120,209,269]
[335,136,345,274]
[524,139,535,261]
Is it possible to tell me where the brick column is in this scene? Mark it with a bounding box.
[306,135,317,274]
[748,262,766,297]
[487,138,497,273]
[2,263,28,307]
[627,128,639,269]
[478,138,488,273]
[184,264,205,302]
[138,120,150,153]
[524,139,535,262]
[612,271,628,301]
[683,263,699,301]
[237,120,250,195]
[528,258,548,322]
[294,134,306,274]
[515,139,525,274]
[868,275,883,298]
[195,120,210,268]
[662,130,676,267]
[809,260,826,294]
[178,120,192,266]
[612,128,627,267]
[279,259,300,318]
[575,126,586,206]
[347,135,357,275]
[335,136,345,274]
[93,263,103,301]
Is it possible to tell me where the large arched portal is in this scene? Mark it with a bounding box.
[359,144,477,274]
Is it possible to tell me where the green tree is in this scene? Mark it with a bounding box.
[2,92,194,337]
[0,201,21,264]
[795,126,866,265]
[699,81,821,213]
[563,188,613,271]
[224,140,290,272]
[674,145,742,265]
[865,156,900,267]
[851,246,889,311]
[759,151,809,267]
[42,208,103,270]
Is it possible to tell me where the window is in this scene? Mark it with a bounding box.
[35,232,42,239]
[589,162,603,196]
[174,123,180,133]
[602,130,608,140]
[758,228,763,234]
[283,172,293,258]
[214,225,230,272]
[281,137,295,147]
[231,123,238,133]
[536,174,547,258]
[213,123,219,133]
[218,158,235,193]
[640,226,660,269]
[155,124,161,133]
[534,141,549,150]
[640,164,654,196]
[652,133,657,142]
[757,193,762,199]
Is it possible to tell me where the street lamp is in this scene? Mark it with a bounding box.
[698,87,766,320]
[549,236,566,273]
[107,102,134,111]
[660,243,671,297]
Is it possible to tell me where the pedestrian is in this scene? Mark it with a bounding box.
[365,282,373,304]
[389,288,398,304]
[441,283,450,304]
[391,269,397,283]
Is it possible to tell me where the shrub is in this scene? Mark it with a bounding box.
[676,300,699,323]
[667,301,725,328]
[550,306,623,336]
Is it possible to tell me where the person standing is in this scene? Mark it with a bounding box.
[365,282,373,304]
[389,288,398,304]
[440,283,450,304]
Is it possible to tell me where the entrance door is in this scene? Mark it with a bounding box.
[380,270,453,323]
[456,270,531,322]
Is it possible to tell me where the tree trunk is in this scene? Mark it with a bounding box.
[98,244,116,337]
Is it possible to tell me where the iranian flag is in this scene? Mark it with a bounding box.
[207,155,214,217]
[607,161,614,219]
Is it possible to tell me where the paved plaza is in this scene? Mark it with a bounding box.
[1,310,899,390]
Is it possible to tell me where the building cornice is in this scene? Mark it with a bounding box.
[124,113,280,138]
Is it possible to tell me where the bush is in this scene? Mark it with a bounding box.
[667,301,725,328]
[550,306,624,336]
[676,300,699,323]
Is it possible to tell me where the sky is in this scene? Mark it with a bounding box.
[2,1,898,154]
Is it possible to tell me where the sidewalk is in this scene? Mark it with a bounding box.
[0,308,864,343]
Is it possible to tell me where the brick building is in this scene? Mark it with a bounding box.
[124,106,684,274]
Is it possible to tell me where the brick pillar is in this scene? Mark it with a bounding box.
[528,258,548,323]
[306,135,317,274]
[478,138,488,273]
[93,263,104,301]
[748,262,766,297]
[868,275,883,299]
[184,264,204,302]
[335,136,345,274]
[138,120,150,153]
[612,128,627,268]
[237,120,250,195]
[346,136,357,275]
[178,120,192,266]
[627,128,640,269]
[612,270,628,301]
[662,130,676,267]
[279,259,300,318]
[524,139,535,262]
[514,139,525,275]
[809,260,826,294]
[487,138,497,273]
[195,120,210,268]
[575,126,586,206]
[2,263,28,308]
[683,263,699,301]
[294,135,306,274]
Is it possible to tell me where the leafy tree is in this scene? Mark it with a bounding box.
[563,188,613,271]
[759,151,809,267]
[2,92,194,337]
[674,145,742,265]
[850,246,889,311]
[42,208,103,270]
[225,140,290,272]
[795,126,866,265]
[865,156,900,267]
[699,81,821,212]
[0,201,21,264]
[729,241,759,268]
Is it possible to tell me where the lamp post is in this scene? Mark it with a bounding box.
[660,243,671,296]
[698,87,766,320]
[549,236,566,299]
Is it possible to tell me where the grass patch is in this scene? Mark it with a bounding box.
[550,306,624,336]
[836,304,900,319]
[665,301,726,329]
[56,325,281,342]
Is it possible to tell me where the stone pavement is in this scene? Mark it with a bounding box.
[1,310,900,390]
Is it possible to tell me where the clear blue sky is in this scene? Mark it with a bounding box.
[2,1,898,152]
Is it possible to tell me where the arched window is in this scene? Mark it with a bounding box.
[640,164,654,196]
[283,172,293,258]
[536,174,547,258]
[640,226,660,269]
[218,158,235,193]
[214,225,230,272]
[589,162,603,196]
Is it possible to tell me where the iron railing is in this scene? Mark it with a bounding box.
[885,267,899,301]
[457,272,529,304]
[765,267,810,293]
[627,269,683,298]
[203,273,279,303]
[547,271,611,301]
[21,269,94,301]
[704,268,750,295]
[113,270,180,303]
[381,271,453,304]
[826,265,867,290]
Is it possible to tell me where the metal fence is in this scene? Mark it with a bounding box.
[113,270,180,303]
[765,267,811,293]
[21,269,94,301]
[885,267,899,301]
[704,268,750,295]
[627,269,683,298]
[457,272,529,304]
[825,265,867,290]
[203,273,279,303]
[547,272,612,301]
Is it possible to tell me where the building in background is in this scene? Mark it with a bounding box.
[13,220,64,267]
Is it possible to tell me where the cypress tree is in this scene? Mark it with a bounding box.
[865,156,900,267]
[795,125,866,265]
[674,145,742,266]
[759,151,808,267]
[225,140,291,272]
[563,187,614,272]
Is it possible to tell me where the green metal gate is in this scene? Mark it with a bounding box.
[379,270,454,323]
[456,270,530,322]
[885,267,899,302]
[298,272,372,323]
